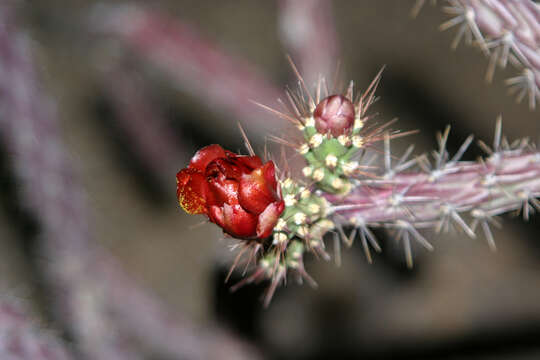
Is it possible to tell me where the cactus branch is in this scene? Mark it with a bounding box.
[416,0,540,109]
[277,0,339,83]
[329,118,540,264]
[90,4,282,132]
[215,67,540,302]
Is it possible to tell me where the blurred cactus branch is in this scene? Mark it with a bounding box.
[0,299,72,359]
[90,4,283,134]
[0,6,143,358]
[99,65,189,185]
[277,0,340,84]
[0,4,260,360]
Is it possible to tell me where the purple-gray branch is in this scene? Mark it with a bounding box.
[435,0,540,108]
[0,300,72,360]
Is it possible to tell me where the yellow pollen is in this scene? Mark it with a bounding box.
[300,188,311,199]
[305,116,315,127]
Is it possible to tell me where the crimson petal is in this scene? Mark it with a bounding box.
[206,158,244,181]
[176,168,208,214]
[256,201,285,238]
[235,155,263,171]
[222,203,258,239]
[189,144,227,172]
[206,178,239,207]
[238,162,279,214]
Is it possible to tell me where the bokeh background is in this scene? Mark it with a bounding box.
[1,1,539,359]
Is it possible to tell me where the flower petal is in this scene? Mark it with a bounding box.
[235,155,263,171]
[208,205,225,228]
[189,144,227,172]
[222,203,258,239]
[261,160,278,191]
[256,201,285,238]
[206,158,244,181]
[176,168,208,214]
[207,178,239,207]
[238,161,279,214]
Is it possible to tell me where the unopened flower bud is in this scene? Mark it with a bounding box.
[313,95,355,137]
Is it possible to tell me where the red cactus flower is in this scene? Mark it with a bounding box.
[176,144,285,239]
[313,95,355,137]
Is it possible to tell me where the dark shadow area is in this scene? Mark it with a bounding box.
[213,265,265,342]
[300,321,540,360]
[375,65,483,161]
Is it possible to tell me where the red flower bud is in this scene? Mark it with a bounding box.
[176,144,285,240]
[313,95,355,137]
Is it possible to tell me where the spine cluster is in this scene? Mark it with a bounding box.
[298,116,363,195]
[236,177,334,306]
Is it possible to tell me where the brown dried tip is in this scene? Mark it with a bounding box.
[313,95,355,137]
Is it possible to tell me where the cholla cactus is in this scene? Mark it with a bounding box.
[416,0,540,109]
[176,59,540,306]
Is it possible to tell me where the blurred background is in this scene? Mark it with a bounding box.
[1,1,539,359]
